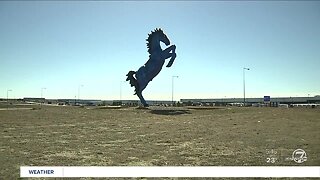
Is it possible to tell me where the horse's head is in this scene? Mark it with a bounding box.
[147,28,170,54]
[158,29,170,46]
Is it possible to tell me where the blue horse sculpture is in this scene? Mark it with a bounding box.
[126,28,177,107]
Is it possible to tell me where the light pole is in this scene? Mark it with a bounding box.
[7,89,12,109]
[172,75,179,105]
[78,84,84,105]
[41,88,46,104]
[243,67,250,107]
[120,81,126,104]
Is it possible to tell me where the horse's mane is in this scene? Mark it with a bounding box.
[146,28,164,54]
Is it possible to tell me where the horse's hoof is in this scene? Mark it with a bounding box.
[166,61,173,67]
[144,104,149,107]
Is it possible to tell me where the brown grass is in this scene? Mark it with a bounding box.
[0,105,319,179]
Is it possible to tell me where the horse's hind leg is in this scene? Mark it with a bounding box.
[136,91,148,107]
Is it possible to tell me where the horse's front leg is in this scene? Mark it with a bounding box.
[162,45,176,67]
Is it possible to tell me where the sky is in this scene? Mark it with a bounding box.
[1,1,319,101]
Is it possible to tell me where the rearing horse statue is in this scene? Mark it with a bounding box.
[126,28,177,107]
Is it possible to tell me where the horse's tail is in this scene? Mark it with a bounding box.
[126,71,139,95]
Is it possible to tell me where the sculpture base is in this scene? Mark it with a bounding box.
[136,106,149,110]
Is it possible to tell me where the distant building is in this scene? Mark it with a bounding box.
[180,96,320,107]
[21,96,320,107]
[23,97,45,103]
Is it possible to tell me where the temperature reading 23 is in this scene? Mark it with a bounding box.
[266,157,277,164]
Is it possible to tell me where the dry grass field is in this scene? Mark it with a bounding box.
[0,103,319,179]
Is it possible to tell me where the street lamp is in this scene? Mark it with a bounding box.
[7,89,12,109]
[243,67,250,107]
[41,88,46,104]
[120,81,126,103]
[78,84,84,105]
[172,75,179,105]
